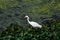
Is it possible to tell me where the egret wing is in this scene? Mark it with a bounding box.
[30,22,40,26]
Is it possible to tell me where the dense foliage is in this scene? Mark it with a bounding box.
[0,0,60,40]
[0,21,60,40]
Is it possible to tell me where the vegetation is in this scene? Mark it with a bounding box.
[0,0,60,40]
[0,20,60,40]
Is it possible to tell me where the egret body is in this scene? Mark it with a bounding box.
[25,15,42,28]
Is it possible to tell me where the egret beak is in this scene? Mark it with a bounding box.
[24,16,26,18]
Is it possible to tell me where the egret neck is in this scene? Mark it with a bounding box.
[27,17,30,23]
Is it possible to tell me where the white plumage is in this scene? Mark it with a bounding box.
[25,15,42,28]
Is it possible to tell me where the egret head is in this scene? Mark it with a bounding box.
[24,15,29,18]
[24,15,29,20]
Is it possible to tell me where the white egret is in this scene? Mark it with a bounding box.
[25,15,42,28]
